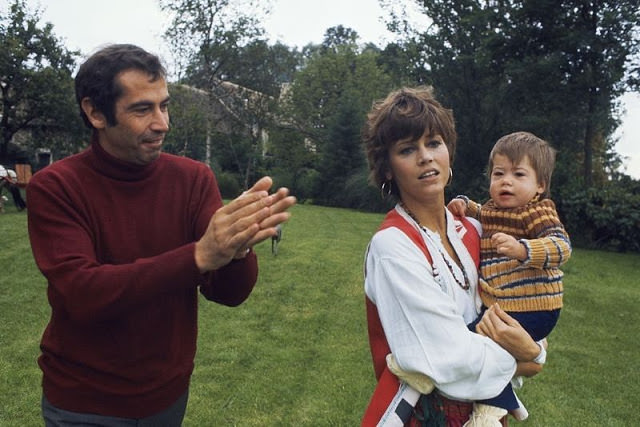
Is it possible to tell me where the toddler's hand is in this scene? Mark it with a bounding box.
[447,198,467,216]
[492,232,527,261]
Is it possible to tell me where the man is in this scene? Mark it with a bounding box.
[27,44,295,426]
[1,167,27,211]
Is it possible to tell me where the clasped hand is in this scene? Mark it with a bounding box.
[195,176,296,272]
[475,304,541,362]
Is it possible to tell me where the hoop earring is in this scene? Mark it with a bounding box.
[446,168,453,186]
[380,181,393,199]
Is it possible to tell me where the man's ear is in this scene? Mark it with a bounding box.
[80,98,108,129]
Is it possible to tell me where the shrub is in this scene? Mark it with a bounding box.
[293,168,321,202]
[557,183,640,252]
[215,171,242,199]
[340,170,393,212]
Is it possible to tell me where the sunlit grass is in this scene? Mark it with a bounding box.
[1,203,639,426]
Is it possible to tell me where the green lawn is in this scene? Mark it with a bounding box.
[1,202,639,426]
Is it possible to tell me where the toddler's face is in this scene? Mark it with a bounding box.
[489,154,544,208]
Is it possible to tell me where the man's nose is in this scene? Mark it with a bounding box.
[151,108,169,132]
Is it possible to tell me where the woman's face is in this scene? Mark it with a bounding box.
[386,132,450,207]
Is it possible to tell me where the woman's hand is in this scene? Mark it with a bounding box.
[476,304,541,361]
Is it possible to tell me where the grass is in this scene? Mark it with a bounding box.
[1,201,639,426]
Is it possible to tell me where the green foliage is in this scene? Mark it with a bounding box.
[340,168,394,213]
[291,168,321,202]
[2,205,640,425]
[0,0,82,162]
[285,31,394,143]
[277,28,395,207]
[388,0,640,198]
[163,84,210,160]
[263,126,318,201]
[215,170,242,199]
[557,180,640,252]
[223,40,301,96]
[316,91,366,206]
[160,0,269,86]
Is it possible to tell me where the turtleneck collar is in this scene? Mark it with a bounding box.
[87,134,160,182]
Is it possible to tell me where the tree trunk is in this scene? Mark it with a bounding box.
[583,86,597,188]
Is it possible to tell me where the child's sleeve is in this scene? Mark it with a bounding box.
[454,195,482,220]
[521,199,572,269]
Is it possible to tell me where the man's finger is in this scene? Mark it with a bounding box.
[244,176,273,194]
[259,212,292,231]
[223,189,269,213]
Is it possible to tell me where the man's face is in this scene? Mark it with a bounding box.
[96,69,170,165]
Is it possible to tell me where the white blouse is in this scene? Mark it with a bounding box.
[364,205,516,401]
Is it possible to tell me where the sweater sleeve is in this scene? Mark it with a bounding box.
[467,198,482,220]
[364,228,516,401]
[520,200,572,269]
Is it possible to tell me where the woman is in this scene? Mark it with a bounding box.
[361,87,544,426]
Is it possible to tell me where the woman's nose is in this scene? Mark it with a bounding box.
[418,147,432,164]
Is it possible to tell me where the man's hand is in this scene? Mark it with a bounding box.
[491,232,527,261]
[241,177,296,251]
[195,176,296,272]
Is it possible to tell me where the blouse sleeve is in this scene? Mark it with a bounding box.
[364,227,516,401]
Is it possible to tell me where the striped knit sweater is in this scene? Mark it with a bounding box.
[466,197,571,312]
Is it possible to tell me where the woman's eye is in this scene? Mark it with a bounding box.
[395,142,415,155]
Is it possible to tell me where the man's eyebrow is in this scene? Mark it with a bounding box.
[125,97,170,111]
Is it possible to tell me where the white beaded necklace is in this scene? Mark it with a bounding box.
[401,202,471,291]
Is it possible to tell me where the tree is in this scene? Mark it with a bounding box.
[280,27,394,205]
[163,84,210,161]
[285,28,393,142]
[223,40,301,97]
[0,0,81,163]
[317,91,365,206]
[494,0,640,188]
[377,40,430,87]
[385,0,640,199]
[160,0,270,87]
[161,0,289,189]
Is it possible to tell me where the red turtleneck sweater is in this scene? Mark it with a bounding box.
[27,139,258,418]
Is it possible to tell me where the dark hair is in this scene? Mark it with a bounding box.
[75,44,166,128]
[488,131,556,198]
[362,86,457,199]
